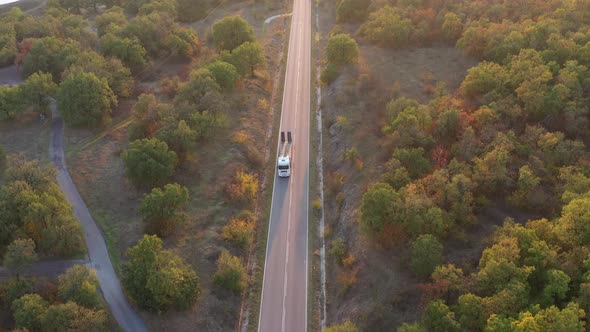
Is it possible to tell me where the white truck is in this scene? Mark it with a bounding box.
[277,131,293,178]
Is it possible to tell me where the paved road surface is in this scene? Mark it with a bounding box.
[0,259,87,279]
[258,0,311,330]
[49,100,148,332]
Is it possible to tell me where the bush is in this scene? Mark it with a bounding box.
[214,250,247,293]
[325,320,359,332]
[226,171,259,205]
[121,138,178,187]
[222,218,254,250]
[410,234,443,278]
[329,238,347,263]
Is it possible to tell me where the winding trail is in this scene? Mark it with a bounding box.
[49,99,148,332]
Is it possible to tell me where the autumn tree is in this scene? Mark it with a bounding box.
[58,265,102,309]
[12,294,48,331]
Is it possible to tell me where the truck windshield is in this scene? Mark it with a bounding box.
[278,165,289,170]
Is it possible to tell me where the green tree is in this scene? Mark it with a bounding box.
[229,41,265,77]
[41,301,109,332]
[392,148,432,179]
[206,61,239,91]
[94,6,128,37]
[121,138,178,187]
[411,234,443,278]
[4,238,38,280]
[358,6,412,48]
[336,0,370,23]
[22,37,79,80]
[0,85,23,120]
[360,183,401,234]
[211,15,255,51]
[140,183,189,236]
[57,71,116,127]
[541,269,570,306]
[456,293,487,331]
[327,33,359,66]
[12,294,48,332]
[460,61,510,100]
[20,72,57,113]
[325,320,360,332]
[422,300,460,332]
[99,33,148,71]
[0,23,17,67]
[58,265,102,309]
[213,250,247,293]
[122,234,199,312]
[63,51,134,98]
[165,27,200,58]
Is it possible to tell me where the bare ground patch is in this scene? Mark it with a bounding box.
[0,111,50,162]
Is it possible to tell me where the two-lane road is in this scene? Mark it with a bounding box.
[258,0,311,331]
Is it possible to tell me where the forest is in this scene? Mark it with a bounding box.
[319,0,590,331]
[0,0,278,329]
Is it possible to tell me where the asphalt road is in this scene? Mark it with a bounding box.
[258,0,311,331]
[49,100,148,332]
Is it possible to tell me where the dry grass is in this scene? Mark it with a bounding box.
[0,112,51,164]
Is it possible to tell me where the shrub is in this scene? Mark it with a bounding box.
[325,320,359,332]
[329,238,347,263]
[222,218,254,250]
[321,63,340,85]
[226,171,259,204]
[214,250,247,293]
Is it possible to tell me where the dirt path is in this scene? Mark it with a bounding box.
[49,99,148,332]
